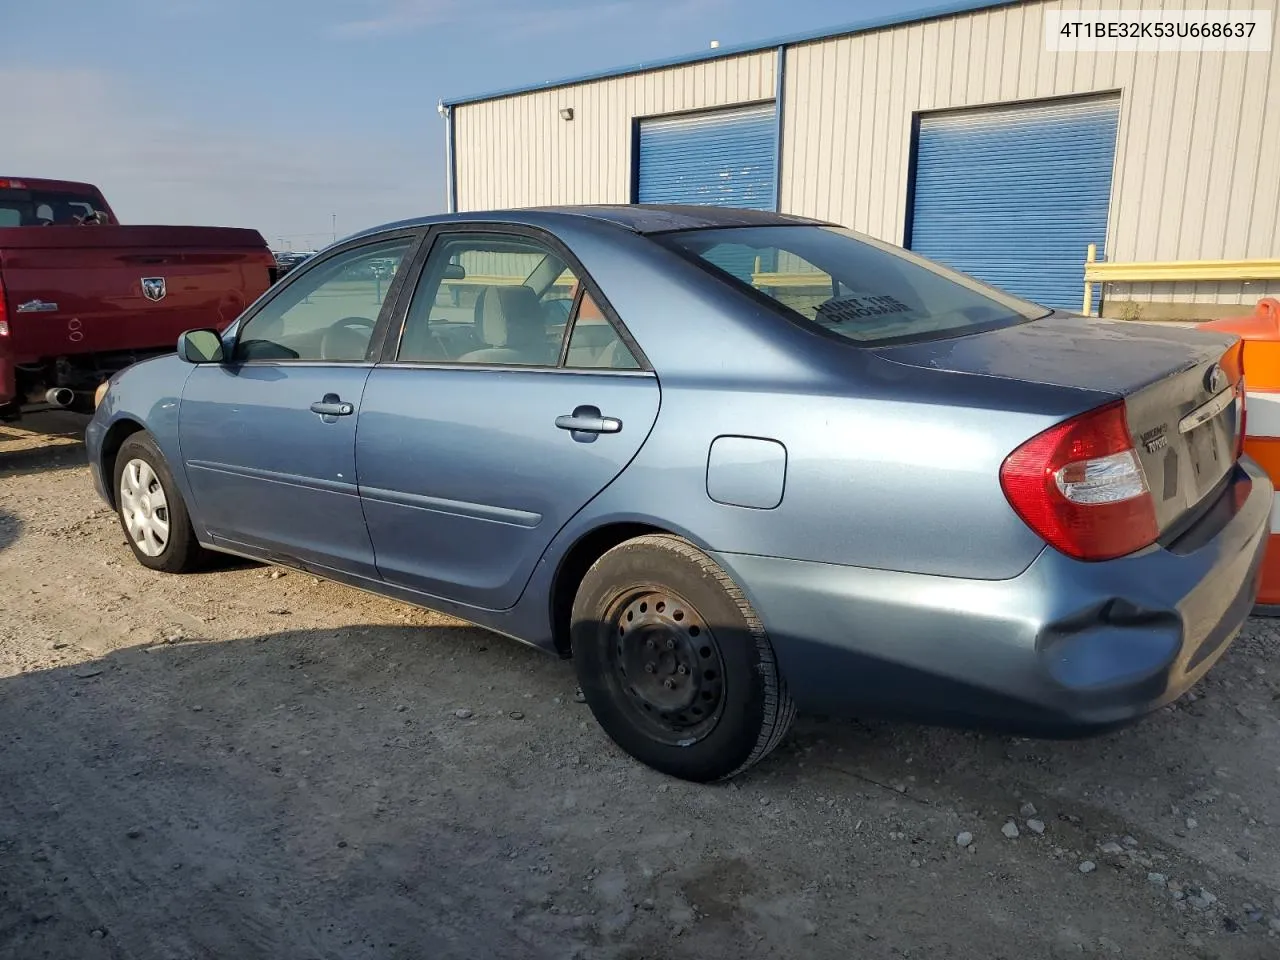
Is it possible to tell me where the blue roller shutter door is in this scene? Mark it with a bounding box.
[637,104,777,211]
[909,96,1120,312]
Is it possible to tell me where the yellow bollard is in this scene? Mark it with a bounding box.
[1081,242,1097,316]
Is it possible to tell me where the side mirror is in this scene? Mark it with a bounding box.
[177,328,225,364]
[442,263,465,281]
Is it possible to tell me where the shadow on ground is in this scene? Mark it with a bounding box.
[0,509,20,553]
[0,411,89,480]
[2,619,1276,960]
[0,409,90,441]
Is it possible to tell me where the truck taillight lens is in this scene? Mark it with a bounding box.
[1000,400,1158,562]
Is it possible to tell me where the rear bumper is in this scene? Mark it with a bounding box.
[713,457,1272,736]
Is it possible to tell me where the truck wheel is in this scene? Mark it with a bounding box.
[571,534,795,782]
[114,433,206,573]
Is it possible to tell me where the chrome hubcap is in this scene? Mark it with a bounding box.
[119,458,170,557]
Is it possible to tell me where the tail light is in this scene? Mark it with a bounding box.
[0,270,8,339]
[1234,378,1247,460]
[1222,340,1246,460]
[1000,400,1158,561]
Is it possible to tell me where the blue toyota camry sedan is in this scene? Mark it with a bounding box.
[86,205,1269,781]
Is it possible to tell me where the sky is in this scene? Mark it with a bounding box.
[7,0,910,250]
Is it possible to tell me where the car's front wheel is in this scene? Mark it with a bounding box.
[571,534,795,781]
[114,432,207,573]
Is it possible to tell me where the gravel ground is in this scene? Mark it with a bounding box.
[2,412,1279,960]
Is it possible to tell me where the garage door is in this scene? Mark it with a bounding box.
[908,96,1120,311]
[637,103,777,210]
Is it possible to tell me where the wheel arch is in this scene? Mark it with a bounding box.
[98,418,148,508]
[549,521,672,658]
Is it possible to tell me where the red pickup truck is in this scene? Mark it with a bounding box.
[0,176,275,418]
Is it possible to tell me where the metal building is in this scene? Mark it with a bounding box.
[441,0,1280,320]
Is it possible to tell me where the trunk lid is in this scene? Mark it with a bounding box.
[876,313,1243,535]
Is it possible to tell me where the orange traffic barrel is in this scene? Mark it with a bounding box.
[1200,297,1280,615]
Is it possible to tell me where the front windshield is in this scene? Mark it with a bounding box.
[661,225,1050,346]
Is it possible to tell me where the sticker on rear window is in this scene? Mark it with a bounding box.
[817,294,913,325]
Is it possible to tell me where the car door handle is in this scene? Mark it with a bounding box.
[310,395,354,418]
[555,406,621,435]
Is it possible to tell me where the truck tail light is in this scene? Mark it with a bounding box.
[0,270,8,338]
[999,400,1158,562]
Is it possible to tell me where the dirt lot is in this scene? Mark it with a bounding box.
[2,413,1279,960]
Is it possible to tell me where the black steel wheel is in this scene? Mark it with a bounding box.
[608,588,727,746]
[572,534,795,781]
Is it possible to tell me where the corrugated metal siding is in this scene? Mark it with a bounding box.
[453,51,775,210]
[780,0,1280,305]
[637,104,777,209]
[451,0,1279,311]
[910,96,1119,310]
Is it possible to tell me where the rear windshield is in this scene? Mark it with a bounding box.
[0,188,107,226]
[660,225,1049,346]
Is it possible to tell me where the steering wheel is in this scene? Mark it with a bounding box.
[319,316,376,362]
[333,316,374,333]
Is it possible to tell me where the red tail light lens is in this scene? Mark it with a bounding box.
[1234,378,1247,460]
[1000,400,1158,561]
[1224,341,1246,460]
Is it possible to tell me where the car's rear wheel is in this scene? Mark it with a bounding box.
[114,432,206,573]
[571,534,795,781]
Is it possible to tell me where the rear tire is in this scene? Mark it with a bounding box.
[114,432,207,574]
[571,534,795,781]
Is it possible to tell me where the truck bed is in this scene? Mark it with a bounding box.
[0,224,274,409]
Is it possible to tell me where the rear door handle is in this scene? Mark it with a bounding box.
[310,393,354,421]
[556,405,621,437]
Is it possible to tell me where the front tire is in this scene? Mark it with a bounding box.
[114,432,206,573]
[571,534,795,782]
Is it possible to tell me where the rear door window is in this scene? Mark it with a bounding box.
[396,234,577,367]
[661,226,1049,347]
[564,292,640,370]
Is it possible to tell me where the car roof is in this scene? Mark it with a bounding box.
[0,176,102,195]
[346,204,831,243]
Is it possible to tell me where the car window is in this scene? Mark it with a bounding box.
[564,292,640,370]
[661,226,1048,347]
[235,239,412,362]
[0,187,101,225]
[397,234,576,366]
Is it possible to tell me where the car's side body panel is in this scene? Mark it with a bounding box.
[356,366,660,608]
[179,362,379,579]
[525,217,1105,579]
